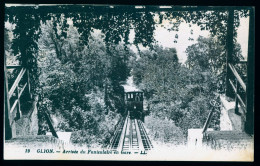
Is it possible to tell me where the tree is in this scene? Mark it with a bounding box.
[132,44,222,134]
[133,46,179,100]
[36,22,133,146]
[5,5,249,96]
[40,21,67,61]
[185,36,244,93]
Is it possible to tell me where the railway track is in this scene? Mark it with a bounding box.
[109,115,153,152]
[109,117,126,150]
[137,120,153,150]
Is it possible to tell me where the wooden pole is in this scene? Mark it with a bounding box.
[27,69,32,99]
[16,87,22,119]
[245,8,255,135]
[4,62,12,140]
[225,9,234,98]
[44,112,59,138]
[202,110,214,133]
[234,80,240,115]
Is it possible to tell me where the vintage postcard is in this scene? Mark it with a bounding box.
[4,4,254,161]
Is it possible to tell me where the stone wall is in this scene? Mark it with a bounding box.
[203,131,254,150]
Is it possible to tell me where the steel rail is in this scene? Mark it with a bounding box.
[110,117,125,149]
[137,120,153,150]
[130,119,139,151]
[135,119,144,151]
[117,115,129,151]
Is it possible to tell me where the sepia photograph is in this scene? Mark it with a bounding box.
[3,3,254,161]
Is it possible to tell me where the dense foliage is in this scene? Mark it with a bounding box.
[145,115,185,145]
[5,6,249,93]
[36,21,133,146]
[186,36,244,93]
[133,36,244,135]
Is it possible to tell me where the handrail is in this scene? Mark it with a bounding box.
[10,100,18,113]
[18,83,28,98]
[228,63,246,91]
[5,65,32,139]
[202,100,221,133]
[229,79,246,112]
[238,60,247,64]
[6,65,22,69]
[8,68,26,97]
[6,67,31,127]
